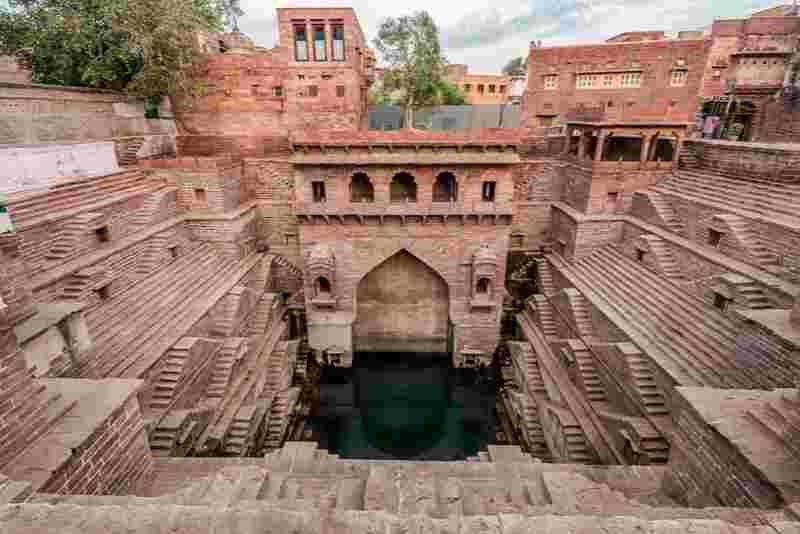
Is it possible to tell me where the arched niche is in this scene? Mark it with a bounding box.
[432,172,458,202]
[390,172,417,203]
[354,249,449,354]
[350,172,374,203]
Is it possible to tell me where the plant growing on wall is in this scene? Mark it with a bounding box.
[373,10,448,126]
[502,56,527,76]
[0,0,242,97]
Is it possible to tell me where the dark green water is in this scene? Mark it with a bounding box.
[312,352,495,461]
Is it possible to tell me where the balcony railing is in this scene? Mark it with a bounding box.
[296,200,514,218]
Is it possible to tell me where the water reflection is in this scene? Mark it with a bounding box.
[312,352,495,460]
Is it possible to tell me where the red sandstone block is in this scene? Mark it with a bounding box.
[197,158,216,170]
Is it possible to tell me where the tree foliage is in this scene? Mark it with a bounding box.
[372,11,446,119]
[0,0,242,96]
[502,56,527,76]
[433,79,467,106]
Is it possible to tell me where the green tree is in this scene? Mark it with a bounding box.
[0,0,242,97]
[433,79,466,105]
[373,11,446,126]
[502,56,526,76]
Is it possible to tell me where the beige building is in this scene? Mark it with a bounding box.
[444,64,513,104]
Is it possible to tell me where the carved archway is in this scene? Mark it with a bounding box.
[354,249,449,354]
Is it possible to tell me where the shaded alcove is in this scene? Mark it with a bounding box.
[433,172,458,202]
[350,172,374,202]
[354,250,449,354]
[390,173,417,203]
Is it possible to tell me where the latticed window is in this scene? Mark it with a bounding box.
[575,74,599,89]
[294,26,308,61]
[620,72,642,87]
[603,74,614,88]
[313,25,327,61]
[332,24,345,61]
[544,75,558,90]
[670,70,688,87]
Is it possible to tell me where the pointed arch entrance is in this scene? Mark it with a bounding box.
[354,249,449,353]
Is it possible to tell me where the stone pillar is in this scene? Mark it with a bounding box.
[577,132,588,159]
[672,136,683,165]
[594,134,607,161]
[306,22,313,61]
[640,135,652,165]
[562,127,574,155]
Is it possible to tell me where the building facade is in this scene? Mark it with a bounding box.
[445,64,514,105]
[523,35,710,134]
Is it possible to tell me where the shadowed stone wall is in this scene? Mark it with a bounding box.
[354,250,450,353]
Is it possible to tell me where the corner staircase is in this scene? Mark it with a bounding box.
[206,338,247,399]
[618,343,669,416]
[45,212,103,261]
[639,234,684,280]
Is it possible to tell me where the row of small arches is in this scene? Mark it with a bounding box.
[348,172,458,203]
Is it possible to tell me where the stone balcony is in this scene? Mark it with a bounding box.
[564,154,675,172]
[295,200,514,225]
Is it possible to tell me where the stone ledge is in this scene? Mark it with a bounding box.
[2,378,144,490]
[14,302,86,346]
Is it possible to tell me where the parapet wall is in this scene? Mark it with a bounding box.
[0,82,176,160]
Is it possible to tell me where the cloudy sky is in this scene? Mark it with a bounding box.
[238,0,785,72]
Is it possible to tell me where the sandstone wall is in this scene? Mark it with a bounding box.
[38,392,154,495]
[0,83,175,155]
[354,249,450,351]
[300,220,510,360]
[524,38,709,129]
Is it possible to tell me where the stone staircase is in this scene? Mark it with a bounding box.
[618,343,669,416]
[636,190,685,235]
[149,339,194,411]
[571,343,607,403]
[564,288,593,338]
[223,404,261,456]
[249,293,276,336]
[133,187,176,227]
[263,388,300,452]
[718,273,773,310]
[0,345,78,472]
[639,234,684,280]
[508,342,551,459]
[81,245,262,379]
[677,149,698,170]
[654,169,800,227]
[529,295,557,338]
[211,286,244,337]
[59,266,105,300]
[712,213,780,267]
[45,212,103,261]
[549,246,798,390]
[6,441,799,530]
[134,232,169,276]
[8,170,158,228]
[534,257,556,295]
[115,137,146,167]
[149,411,194,456]
[206,338,247,398]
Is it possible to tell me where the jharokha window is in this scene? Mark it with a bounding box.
[313,25,327,61]
[294,26,308,61]
[481,181,496,202]
[312,181,326,203]
[332,24,345,61]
